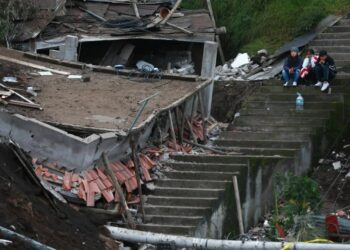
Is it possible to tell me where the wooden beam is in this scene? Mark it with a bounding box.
[160,0,182,25]
[166,22,193,35]
[233,176,244,235]
[186,118,197,144]
[129,134,145,219]
[131,0,140,19]
[206,0,225,64]
[168,110,178,150]
[179,104,186,144]
[102,152,136,229]
[197,92,208,144]
[0,55,70,75]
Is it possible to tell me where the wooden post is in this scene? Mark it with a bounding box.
[102,152,136,229]
[186,118,198,144]
[179,103,186,144]
[168,110,178,150]
[206,0,225,64]
[131,0,140,19]
[197,92,208,144]
[232,176,244,235]
[175,107,181,143]
[130,134,145,219]
[160,0,183,25]
[190,94,197,122]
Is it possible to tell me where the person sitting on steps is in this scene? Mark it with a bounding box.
[300,49,318,84]
[282,47,302,87]
[314,50,337,92]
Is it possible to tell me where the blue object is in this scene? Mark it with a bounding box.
[296,92,304,111]
[114,64,125,70]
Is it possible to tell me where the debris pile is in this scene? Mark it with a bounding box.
[215,50,269,81]
[0,77,42,110]
[33,153,155,207]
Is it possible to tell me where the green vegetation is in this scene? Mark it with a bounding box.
[268,173,321,239]
[0,1,37,47]
[183,0,350,57]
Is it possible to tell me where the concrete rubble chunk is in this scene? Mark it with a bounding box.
[333,161,341,170]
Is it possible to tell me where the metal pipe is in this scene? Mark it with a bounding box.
[105,226,350,250]
[0,225,55,250]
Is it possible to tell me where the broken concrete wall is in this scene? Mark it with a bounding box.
[49,35,78,62]
[192,156,302,239]
[201,41,218,118]
[0,111,156,171]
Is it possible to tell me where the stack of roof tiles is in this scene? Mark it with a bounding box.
[34,154,155,207]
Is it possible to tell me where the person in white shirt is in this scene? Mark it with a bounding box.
[300,49,318,84]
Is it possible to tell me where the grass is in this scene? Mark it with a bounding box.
[182,0,350,58]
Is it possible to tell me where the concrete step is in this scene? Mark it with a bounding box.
[336,19,350,26]
[239,108,331,118]
[171,154,288,164]
[144,205,212,217]
[310,46,350,53]
[144,215,203,227]
[337,72,350,79]
[247,93,343,102]
[234,116,326,127]
[244,101,341,109]
[311,39,350,46]
[326,26,350,33]
[166,162,246,172]
[258,85,346,94]
[318,32,350,39]
[162,170,238,181]
[213,139,306,148]
[335,60,350,67]
[213,146,299,157]
[219,131,310,141]
[147,195,218,207]
[318,53,350,61]
[153,187,225,197]
[232,125,321,133]
[155,179,229,189]
[137,224,194,236]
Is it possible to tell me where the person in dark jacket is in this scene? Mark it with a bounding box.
[282,47,303,87]
[314,50,337,92]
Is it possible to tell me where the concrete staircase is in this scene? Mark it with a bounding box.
[140,16,349,237]
[310,15,350,77]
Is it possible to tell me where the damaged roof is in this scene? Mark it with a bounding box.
[16,0,215,45]
[0,47,206,132]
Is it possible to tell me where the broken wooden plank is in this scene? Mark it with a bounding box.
[160,0,182,25]
[206,0,225,64]
[130,134,145,219]
[166,21,193,35]
[0,55,70,75]
[102,152,136,229]
[7,100,43,110]
[197,92,208,144]
[233,176,244,235]
[131,0,140,19]
[168,110,178,150]
[62,23,88,33]
[0,83,35,105]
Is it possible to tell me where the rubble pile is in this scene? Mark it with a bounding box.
[215,50,269,81]
[33,153,155,207]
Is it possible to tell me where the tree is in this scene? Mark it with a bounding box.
[0,0,37,48]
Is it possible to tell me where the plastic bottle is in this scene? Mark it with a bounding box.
[296,92,304,111]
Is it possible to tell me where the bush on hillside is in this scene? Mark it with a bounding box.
[183,0,350,57]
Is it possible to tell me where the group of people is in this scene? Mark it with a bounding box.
[282,47,337,92]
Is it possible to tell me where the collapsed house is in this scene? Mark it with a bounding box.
[0,0,220,221]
